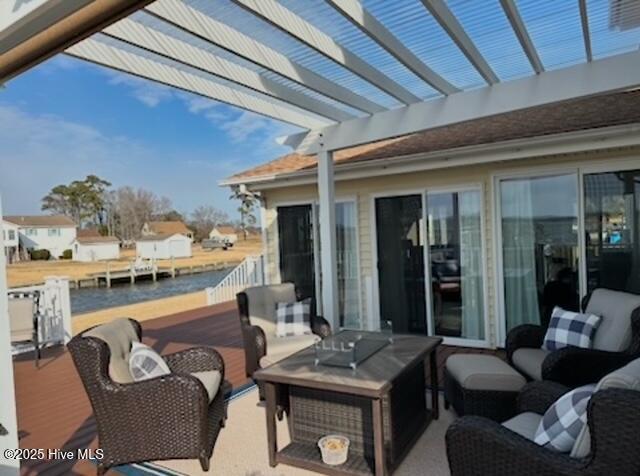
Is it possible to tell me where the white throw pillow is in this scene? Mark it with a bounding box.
[275,298,312,337]
[129,341,171,381]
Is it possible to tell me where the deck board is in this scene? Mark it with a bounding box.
[13,302,503,475]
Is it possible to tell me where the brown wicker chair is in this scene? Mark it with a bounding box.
[237,283,331,382]
[68,318,229,475]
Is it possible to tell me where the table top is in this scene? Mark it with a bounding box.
[254,331,442,398]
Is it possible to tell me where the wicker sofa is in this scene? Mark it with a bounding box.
[237,283,331,382]
[446,378,640,475]
[506,288,640,387]
[68,318,229,475]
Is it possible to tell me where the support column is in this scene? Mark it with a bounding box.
[318,149,339,330]
[0,195,20,475]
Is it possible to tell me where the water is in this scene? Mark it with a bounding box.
[70,268,232,315]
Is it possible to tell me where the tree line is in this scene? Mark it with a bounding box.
[41,175,256,243]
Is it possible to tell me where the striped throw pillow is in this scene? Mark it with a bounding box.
[129,342,171,381]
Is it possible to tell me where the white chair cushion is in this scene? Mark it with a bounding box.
[586,289,640,352]
[512,348,550,381]
[446,354,526,391]
[571,357,640,458]
[191,370,222,403]
[244,283,297,341]
[259,334,320,367]
[85,318,140,383]
[129,342,171,382]
[502,412,543,441]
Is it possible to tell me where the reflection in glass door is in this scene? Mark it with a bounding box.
[427,189,485,341]
[584,169,640,294]
[277,205,315,302]
[499,174,580,334]
[375,195,426,334]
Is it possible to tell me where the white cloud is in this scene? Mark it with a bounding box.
[107,71,173,107]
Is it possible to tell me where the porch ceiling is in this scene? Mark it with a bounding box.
[51,0,640,151]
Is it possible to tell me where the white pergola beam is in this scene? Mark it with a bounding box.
[294,49,640,154]
[317,150,339,330]
[500,0,544,73]
[420,0,499,85]
[104,19,355,122]
[231,0,422,105]
[579,0,593,62]
[325,0,458,95]
[146,0,384,115]
[67,38,332,130]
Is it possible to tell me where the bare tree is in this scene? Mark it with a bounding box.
[190,205,229,241]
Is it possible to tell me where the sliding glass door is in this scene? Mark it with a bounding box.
[499,174,580,334]
[426,189,486,341]
[584,169,640,294]
[336,202,359,328]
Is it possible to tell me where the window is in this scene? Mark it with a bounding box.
[48,228,61,237]
[584,169,640,293]
[25,228,37,236]
[499,174,580,333]
[8,230,15,240]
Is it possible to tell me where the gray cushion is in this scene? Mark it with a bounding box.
[586,288,640,352]
[244,283,297,341]
[84,318,139,383]
[9,297,35,342]
[571,357,640,458]
[502,412,543,441]
[191,370,222,403]
[512,348,549,381]
[446,354,526,391]
[259,334,320,367]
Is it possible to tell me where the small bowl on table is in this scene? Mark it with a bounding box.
[318,435,350,466]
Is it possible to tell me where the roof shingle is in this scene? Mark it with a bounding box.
[4,215,76,227]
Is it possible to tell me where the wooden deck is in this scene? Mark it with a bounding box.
[13,302,504,475]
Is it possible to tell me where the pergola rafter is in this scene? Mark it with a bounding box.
[499,0,544,74]
[103,18,356,122]
[324,0,458,95]
[230,0,422,105]
[145,0,385,116]
[66,38,332,130]
[579,0,593,62]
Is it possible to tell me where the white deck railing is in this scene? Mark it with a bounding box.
[206,255,264,305]
[8,276,73,346]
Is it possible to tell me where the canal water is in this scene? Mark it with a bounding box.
[71,268,232,315]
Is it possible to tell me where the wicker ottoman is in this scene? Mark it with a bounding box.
[444,354,526,422]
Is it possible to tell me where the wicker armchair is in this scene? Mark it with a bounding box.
[237,283,331,381]
[446,381,640,476]
[68,318,229,475]
[506,288,640,387]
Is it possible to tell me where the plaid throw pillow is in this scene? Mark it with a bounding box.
[129,342,171,381]
[534,384,596,453]
[276,298,312,337]
[542,307,601,351]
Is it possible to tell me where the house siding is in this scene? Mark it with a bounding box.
[260,147,640,347]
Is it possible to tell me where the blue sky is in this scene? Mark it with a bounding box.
[0,54,300,219]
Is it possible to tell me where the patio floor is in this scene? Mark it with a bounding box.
[13,301,504,475]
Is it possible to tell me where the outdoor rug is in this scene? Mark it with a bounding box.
[140,386,454,476]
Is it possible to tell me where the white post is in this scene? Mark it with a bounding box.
[0,195,20,475]
[259,199,269,285]
[318,149,339,330]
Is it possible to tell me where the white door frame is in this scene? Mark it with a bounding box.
[424,183,491,348]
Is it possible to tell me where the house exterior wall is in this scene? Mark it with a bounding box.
[259,147,640,348]
[18,226,76,258]
[136,235,192,259]
[209,228,238,243]
[73,242,120,262]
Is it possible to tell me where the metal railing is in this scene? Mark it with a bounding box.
[206,255,264,305]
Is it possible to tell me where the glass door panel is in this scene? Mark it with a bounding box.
[500,174,580,333]
[336,202,359,328]
[584,169,640,294]
[427,190,485,340]
[277,205,315,302]
[375,195,426,334]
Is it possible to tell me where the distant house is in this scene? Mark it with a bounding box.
[209,225,238,244]
[136,233,192,259]
[4,215,76,259]
[142,221,194,240]
[72,236,120,262]
[2,220,19,263]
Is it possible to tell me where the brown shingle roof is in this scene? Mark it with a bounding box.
[146,221,192,235]
[4,215,76,227]
[75,236,120,244]
[227,90,640,183]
